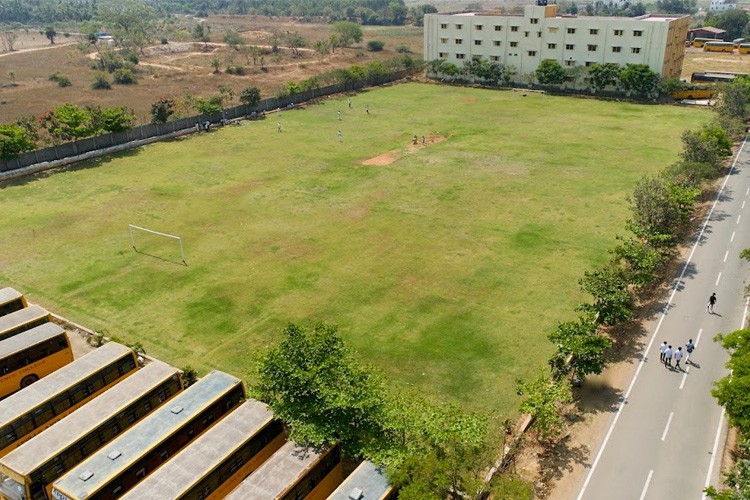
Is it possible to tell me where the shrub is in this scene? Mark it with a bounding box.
[124,52,139,65]
[160,37,168,44]
[91,73,111,90]
[225,65,246,75]
[48,72,72,87]
[151,97,176,124]
[113,68,137,84]
[396,45,411,53]
[239,87,261,107]
[366,40,385,52]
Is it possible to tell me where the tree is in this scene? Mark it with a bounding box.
[548,315,612,382]
[712,329,750,433]
[681,125,732,169]
[194,22,211,49]
[655,0,697,14]
[44,26,56,44]
[98,106,135,133]
[535,59,566,85]
[588,63,621,91]
[611,236,666,287]
[223,29,244,49]
[150,97,175,124]
[517,374,573,443]
[628,175,693,247]
[96,0,156,53]
[239,87,261,107]
[254,323,388,456]
[706,9,749,40]
[705,435,750,499]
[211,56,221,73]
[619,64,660,98]
[578,264,634,325]
[0,124,36,160]
[284,31,306,57]
[39,103,96,142]
[717,79,749,120]
[314,39,330,59]
[192,95,223,114]
[332,21,363,47]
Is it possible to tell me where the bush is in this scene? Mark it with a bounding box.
[225,65,246,75]
[366,40,385,52]
[48,72,72,87]
[160,37,168,44]
[396,45,411,53]
[113,68,137,84]
[239,87,261,107]
[124,52,139,65]
[91,73,111,90]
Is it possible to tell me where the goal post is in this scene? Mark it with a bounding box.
[128,224,186,264]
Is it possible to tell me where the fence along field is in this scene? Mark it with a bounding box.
[0,82,708,416]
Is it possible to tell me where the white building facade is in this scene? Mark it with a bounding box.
[424,4,689,81]
[708,0,737,12]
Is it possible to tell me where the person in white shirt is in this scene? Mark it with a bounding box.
[674,347,684,370]
[659,341,668,363]
[664,345,673,368]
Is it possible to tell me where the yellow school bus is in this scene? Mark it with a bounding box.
[704,41,734,52]
[739,43,750,54]
[692,37,715,48]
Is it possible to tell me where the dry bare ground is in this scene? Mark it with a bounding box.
[0,18,423,124]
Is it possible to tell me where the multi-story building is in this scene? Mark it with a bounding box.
[708,0,737,13]
[424,1,689,82]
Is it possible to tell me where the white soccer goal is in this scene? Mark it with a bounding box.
[128,224,186,264]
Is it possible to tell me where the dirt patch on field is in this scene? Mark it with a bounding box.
[461,97,478,103]
[361,134,446,166]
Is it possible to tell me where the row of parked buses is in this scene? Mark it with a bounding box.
[691,38,750,53]
[0,287,396,500]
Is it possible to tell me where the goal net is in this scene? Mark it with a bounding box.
[128,224,186,264]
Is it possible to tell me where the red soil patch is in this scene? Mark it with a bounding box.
[361,135,446,166]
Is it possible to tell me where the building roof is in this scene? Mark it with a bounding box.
[689,26,727,34]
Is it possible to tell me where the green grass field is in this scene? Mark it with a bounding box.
[0,83,708,416]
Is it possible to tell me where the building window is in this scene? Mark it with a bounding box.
[525,31,530,37]
[565,60,576,66]
[537,31,542,37]
[494,25,502,31]
[455,38,463,44]
[439,52,448,58]
[631,47,641,53]
[475,24,483,30]
[612,46,621,52]
[590,29,599,35]
[587,44,597,51]
[456,53,465,59]
[565,44,574,50]
[493,40,501,46]
[549,27,558,33]
[510,41,518,47]
[633,30,643,36]
[440,38,448,43]
[490,55,499,61]
[530,18,539,24]
[511,26,519,32]
[548,43,557,49]
[474,40,482,45]
[456,24,463,29]
[567,28,576,34]
[614,29,623,36]
[528,50,537,56]
[440,23,448,29]
[585,61,594,67]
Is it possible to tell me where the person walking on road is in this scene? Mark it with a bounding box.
[708,292,717,313]
[686,339,695,365]
[674,347,684,370]
[664,345,673,368]
[660,341,668,363]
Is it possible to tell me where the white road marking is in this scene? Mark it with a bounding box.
[743,200,747,209]
[715,272,722,286]
[660,412,674,441]
[724,250,729,262]
[738,214,742,225]
[732,231,736,242]
[639,470,654,500]
[679,366,689,390]
[746,187,749,196]
[703,407,726,500]
[696,328,703,348]
[575,138,747,500]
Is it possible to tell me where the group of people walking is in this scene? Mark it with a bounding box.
[660,339,695,370]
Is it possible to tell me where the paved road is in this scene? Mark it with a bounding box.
[577,138,750,500]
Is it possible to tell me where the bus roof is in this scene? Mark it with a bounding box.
[121,399,276,499]
[0,305,48,332]
[225,442,329,499]
[0,361,180,477]
[0,323,65,358]
[328,461,392,500]
[52,370,242,499]
[0,343,133,427]
[0,288,22,305]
